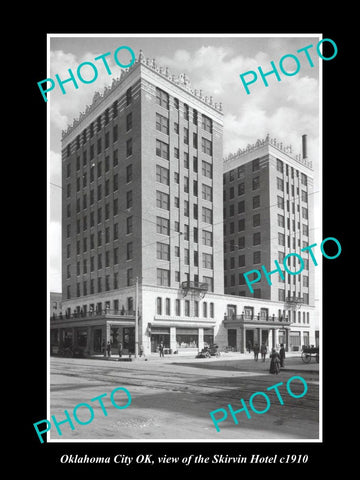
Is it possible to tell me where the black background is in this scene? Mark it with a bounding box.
[22,19,349,473]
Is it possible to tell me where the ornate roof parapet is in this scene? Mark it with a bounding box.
[62,49,222,139]
[223,133,313,170]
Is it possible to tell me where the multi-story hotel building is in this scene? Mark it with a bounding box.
[222,135,315,351]
[50,52,317,356]
[51,51,225,356]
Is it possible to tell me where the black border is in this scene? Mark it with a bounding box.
[25,23,347,472]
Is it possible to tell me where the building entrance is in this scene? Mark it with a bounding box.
[227,329,237,349]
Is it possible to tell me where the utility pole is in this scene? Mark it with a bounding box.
[135,276,139,358]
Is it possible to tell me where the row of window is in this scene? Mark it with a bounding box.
[225,272,309,288]
[156,160,213,185]
[157,243,213,268]
[67,114,133,169]
[224,234,310,253]
[224,158,308,186]
[66,142,133,180]
[157,269,213,291]
[156,87,213,133]
[156,135,213,160]
[225,287,310,304]
[156,296,215,318]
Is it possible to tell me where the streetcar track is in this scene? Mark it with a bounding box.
[51,364,319,412]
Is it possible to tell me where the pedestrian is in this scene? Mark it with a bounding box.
[253,343,259,361]
[139,344,144,357]
[106,341,112,358]
[279,343,286,367]
[269,348,281,374]
[118,341,123,358]
[260,342,267,362]
[159,342,164,358]
[247,341,252,354]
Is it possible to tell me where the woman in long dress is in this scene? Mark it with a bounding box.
[269,348,281,374]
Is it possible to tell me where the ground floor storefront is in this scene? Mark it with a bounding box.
[224,323,312,353]
[50,315,136,356]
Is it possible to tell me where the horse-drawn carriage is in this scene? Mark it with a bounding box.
[196,344,220,358]
[301,346,319,363]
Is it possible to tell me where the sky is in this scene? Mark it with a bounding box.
[48,34,322,294]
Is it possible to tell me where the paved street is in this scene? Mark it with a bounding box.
[49,352,319,442]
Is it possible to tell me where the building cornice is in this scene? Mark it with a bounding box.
[223,134,313,172]
[62,49,223,145]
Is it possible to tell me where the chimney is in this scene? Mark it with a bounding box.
[302,134,308,159]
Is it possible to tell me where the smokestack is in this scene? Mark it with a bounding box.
[302,134,308,159]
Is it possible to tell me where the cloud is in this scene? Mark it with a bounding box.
[157,45,319,159]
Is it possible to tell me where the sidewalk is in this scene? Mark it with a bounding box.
[90,350,319,374]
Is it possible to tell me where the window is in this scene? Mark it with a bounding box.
[184,224,189,240]
[183,103,189,120]
[202,253,213,269]
[252,158,260,171]
[184,176,189,193]
[278,214,285,227]
[126,191,133,209]
[193,132,198,148]
[154,191,170,212]
[156,216,169,235]
[156,113,168,134]
[173,298,180,316]
[114,223,119,239]
[302,207,308,219]
[126,87,132,106]
[165,298,171,316]
[253,251,261,264]
[202,184,212,202]
[126,138,133,157]
[156,87,169,109]
[278,232,285,246]
[203,276,213,292]
[253,213,260,227]
[127,268,133,286]
[277,196,284,209]
[277,177,284,191]
[277,158,283,173]
[126,216,133,234]
[184,152,189,169]
[278,289,285,301]
[202,115,212,133]
[238,218,245,231]
[253,232,261,245]
[174,122,179,134]
[127,242,133,260]
[202,160,212,179]
[156,165,169,185]
[252,176,260,190]
[301,173,308,186]
[201,137,212,155]
[156,139,169,160]
[202,230,213,246]
[301,190,308,202]
[238,200,245,214]
[184,300,190,317]
[184,127,189,145]
[114,247,119,264]
[113,149,118,167]
[184,200,189,217]
[202,207,212,224]
[157,268,170,286]
[184,248,190,265]
[157,242,170,260]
